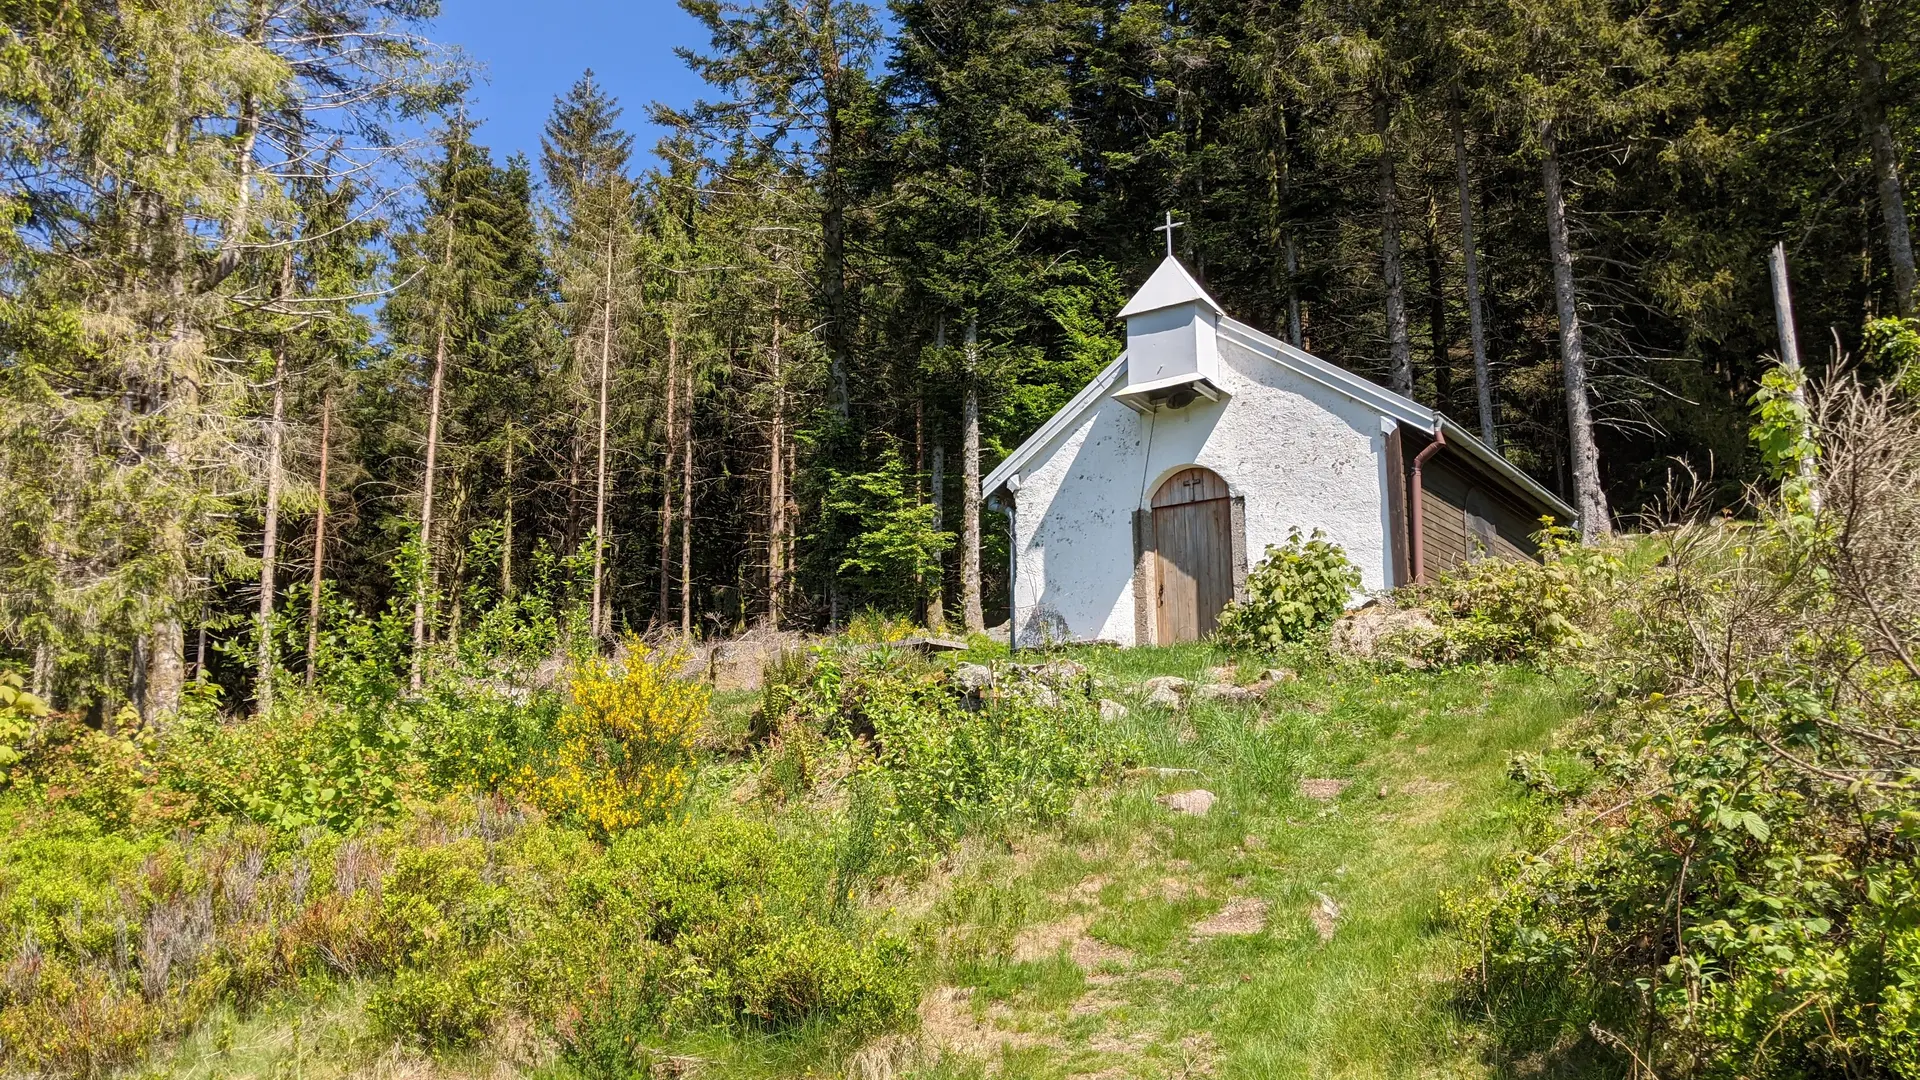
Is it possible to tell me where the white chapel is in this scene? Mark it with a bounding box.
[981,251,1574,648]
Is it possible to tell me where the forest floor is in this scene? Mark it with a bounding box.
[140,644,1585,1080]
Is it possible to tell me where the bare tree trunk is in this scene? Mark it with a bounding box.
[501,419,514,599]
[767,306,786,629]
[306,391,330,685]
[1540,122,1612,539]
[1376,94,1414,398]
[1285,235,1303,349]
[411,303,449,690]
[928,443,947,633]
[680,362,694,638]
[255,250,294,714]
[1452,96,1496,444]
[1769,243,1823,512]
[1423,197,1452,412]
[659,332,677,625]
[590,235,615,643]
[256,342,286,715]
[1848,0,1916,314]
[961,317,984,633]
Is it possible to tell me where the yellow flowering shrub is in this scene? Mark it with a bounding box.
[528,642,708,836]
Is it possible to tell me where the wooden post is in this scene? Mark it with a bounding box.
[1768,243,1822,512]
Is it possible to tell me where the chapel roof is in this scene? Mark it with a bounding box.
[1116,256,1226,319]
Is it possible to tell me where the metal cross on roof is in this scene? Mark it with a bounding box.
[1154,210,1184,257]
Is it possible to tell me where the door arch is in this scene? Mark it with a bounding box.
[1151,467,1234,643]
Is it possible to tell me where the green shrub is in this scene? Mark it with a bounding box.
[0,670,47,777]
[1452,375,1920,1080]
[1414,522,1626,665]
[370,960,502,1049]
[1216,528,1360,648]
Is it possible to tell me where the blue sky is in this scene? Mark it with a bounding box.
[432,0,714,173]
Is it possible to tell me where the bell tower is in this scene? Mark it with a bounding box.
[1115,254,1229,413]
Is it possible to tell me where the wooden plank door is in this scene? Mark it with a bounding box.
[1152,468,1234,643]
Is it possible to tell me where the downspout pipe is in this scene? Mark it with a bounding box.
[988,478,1019,653]
[1409,428,1447,585]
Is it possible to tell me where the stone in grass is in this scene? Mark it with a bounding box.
[1160,789,1217,816]
[1098,698,1129,722]
[951,662,995,694]
[1195,683,1263,704]
[1262,668,1299,685]
[1298,778,1349,801]
[1141,675,1191,695]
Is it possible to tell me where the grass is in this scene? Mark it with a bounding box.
[901,641,1585,1080]
[130,642,1584,1080]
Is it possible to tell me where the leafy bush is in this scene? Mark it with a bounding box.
[1216,528,1360,648]
[1453,376,1920,1080]
[524,642,707,836]
[760,649,1128,861]
[1414,521,1627,665]
[0,670,47,776]
[0,797,918,1076]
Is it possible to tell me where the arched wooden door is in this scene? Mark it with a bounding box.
[1152,467,1234,643]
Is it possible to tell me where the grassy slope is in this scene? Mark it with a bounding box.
[135,646,1581,1080]
[904,643,1583,1080]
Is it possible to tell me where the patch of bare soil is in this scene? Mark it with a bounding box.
[918,986,1054,1058]
[1145,875,1200,902]
[1013,913,1135,973]
[1066,873,1111,901]
[1072,935,1133,972]
[1174,1031,1222,1076]
[1013,913,1091,961]
[1299,778,1349,800]
[1190,896,1269,938]
[1400,777,1454,797]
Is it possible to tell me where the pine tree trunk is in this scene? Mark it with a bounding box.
[1452,96,1496,444]
[590,236,614,644]
[1376,95,1414,398]
[1848,0,1916,314]
[1423,198,1452,412]
[767,307,786,630]
[928,443,947,633]
[1285,234,1303,349]
[659,332,677,625]
[306,391,330,685]
[256,342,286,716]
[961,317,984,633]
[1540,122,1612,539]
[680,362,694,638]
[412,304,449,690]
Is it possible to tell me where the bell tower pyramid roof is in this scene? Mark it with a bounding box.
[1117,255,1225,320]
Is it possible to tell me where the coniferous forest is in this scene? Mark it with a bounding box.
[7,4,1920,1079]
[4,0,1918,731]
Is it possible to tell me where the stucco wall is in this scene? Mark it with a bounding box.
[1008,335,1392,646]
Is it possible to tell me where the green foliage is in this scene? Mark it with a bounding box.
[820,443,954,613]
[1415,522,1627,665]
[0,796,917,1076]
[1216,529,1361,649]
[759,649,1130,862]
[1868,316,1920,391]
[1748,364,1820,516]
[0,670,48,774]
[1452,383,1920,1080]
